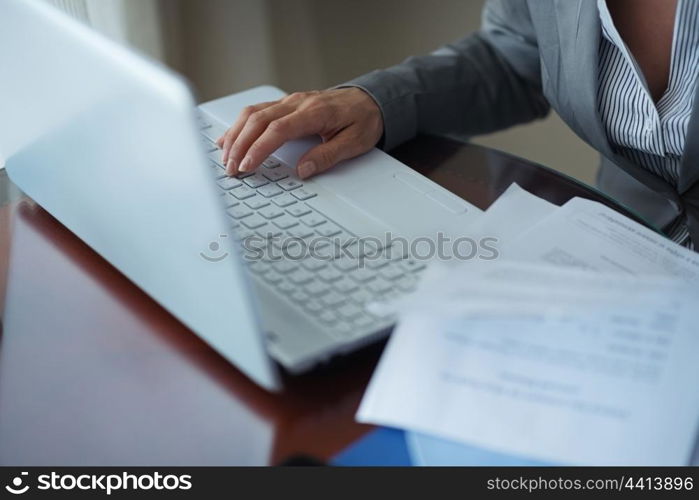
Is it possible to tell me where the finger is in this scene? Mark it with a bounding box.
[240,110,326,174]
[228,103,297,173]
[296,127,365,179]
[219,101,276,170]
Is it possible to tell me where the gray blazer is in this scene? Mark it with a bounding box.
[344,0,699,241]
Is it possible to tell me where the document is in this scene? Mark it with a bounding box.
[510,197,699,279]
[358,261,699,465]
[467,183,558,244]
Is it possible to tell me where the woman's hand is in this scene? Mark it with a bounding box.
[216,87,383,179]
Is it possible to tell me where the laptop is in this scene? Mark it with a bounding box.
[0,0,481,391]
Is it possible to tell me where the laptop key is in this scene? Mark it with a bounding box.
[277,281,296,294]
[320,291,345,308]
[309,240,338,260]
[290,290,310,303]
[278,178,303,191]
[301,213,326,227]
[243,174,269,188]
[318,311,338,324]
[217,177,243,190]
[263,270,284,284]
[305,281,330,296]
[246,261,268,274]
[305,300,324,313]
[366,257,389,269]
[318,267,342,282]
[316,224,342,237]
[272,193,297,207]
[287,226,314,240]
[272,260,298,274]
[368,302,396,318]
[337,303,363,320]
[208,150,224,165]
[235,170,255,179]
[350,289,373,305]
[349,268,376,283]
[200,128,217,142]
[272,215,299,230]
[287,205,312,217]
[354,316,374,329]
[258,206,284,219]
[287,269,314,285]
[256,225,282,239]
[222,195,240,208]
[291,188,317,201]
[396,275,417,292]
[333,323,352,336]
[400,259,427,273]
[231,185,256,199]
[262,169,288,182]
[333,277,359,294]
[257,184,283,198]
[379,265,404,281]
[227,206,253,219]
[333,231,358,250]
[333,257,360,272]
[367,279,392,294]
[262,157,281,169]
[301,258,328,271]
[244,196,270,210]
[241,214,267,229]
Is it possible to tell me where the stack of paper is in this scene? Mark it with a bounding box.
[359,183,699,466]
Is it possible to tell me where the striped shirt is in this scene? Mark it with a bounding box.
[596,0,699,247]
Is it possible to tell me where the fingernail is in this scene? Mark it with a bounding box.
[226,158,237,175]
[298,161,316,179]
[239,157,252,172]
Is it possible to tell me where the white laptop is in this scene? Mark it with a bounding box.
[0,0,481,391]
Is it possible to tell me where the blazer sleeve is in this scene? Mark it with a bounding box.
[340,0,550,151]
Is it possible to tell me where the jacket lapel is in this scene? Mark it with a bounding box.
[554,0,680,202]
[555,0,611,155]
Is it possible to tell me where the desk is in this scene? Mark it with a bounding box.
[0,137,648,465]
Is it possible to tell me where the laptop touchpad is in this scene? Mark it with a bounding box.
[329,170,475,239]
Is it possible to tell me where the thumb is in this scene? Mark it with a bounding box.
[296,128,360,179]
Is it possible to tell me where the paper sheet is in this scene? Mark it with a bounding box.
[368,183,558,317]
[468,183,558,244]
[510,197,699,279]
[358,261,699,465]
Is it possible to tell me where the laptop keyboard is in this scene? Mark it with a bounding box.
[199,122,425,342]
